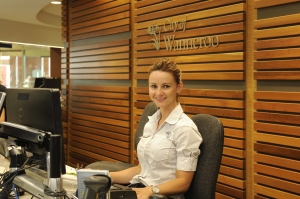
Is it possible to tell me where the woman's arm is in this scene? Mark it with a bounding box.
[109,164,142,184]
[154,170,194,195]
[132,170,195,198]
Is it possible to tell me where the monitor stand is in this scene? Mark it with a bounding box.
[12,151,64,199]
[0,122,64,199]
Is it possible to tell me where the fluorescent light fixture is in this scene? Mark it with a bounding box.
[51,1,61,4]
[0,40,64,49]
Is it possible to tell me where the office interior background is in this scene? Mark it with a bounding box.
[0,0,62,88]
[0,0,299,198]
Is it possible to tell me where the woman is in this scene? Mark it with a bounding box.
[110,58,203,199]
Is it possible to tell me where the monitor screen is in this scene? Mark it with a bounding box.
[34,77,61,90]
[4,88,66,174]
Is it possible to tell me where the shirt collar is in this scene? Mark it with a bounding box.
[148,103,183,125]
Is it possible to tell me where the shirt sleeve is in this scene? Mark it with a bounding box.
[175,125,202,171]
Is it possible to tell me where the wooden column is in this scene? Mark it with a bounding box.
[245,0,256,198]
[50,47,61,78]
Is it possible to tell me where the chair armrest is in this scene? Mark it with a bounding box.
[149,194,168,199]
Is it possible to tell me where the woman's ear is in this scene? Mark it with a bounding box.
[177,82,183,93]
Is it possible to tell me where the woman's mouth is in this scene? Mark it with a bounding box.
[156,97,165,102]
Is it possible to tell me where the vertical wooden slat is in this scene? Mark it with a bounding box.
[130,0,136,164]
[246,0,255,198]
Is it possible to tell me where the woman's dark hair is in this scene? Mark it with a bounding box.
[148,58,181,85]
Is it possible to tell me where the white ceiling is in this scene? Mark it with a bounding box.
[0,0,61,28]
[0,0,63,47]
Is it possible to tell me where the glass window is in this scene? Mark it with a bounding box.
[0,44,50,88]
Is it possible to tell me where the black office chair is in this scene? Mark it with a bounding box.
[150,114,224,199]
[87,105,224,199]
[86,102,157,171]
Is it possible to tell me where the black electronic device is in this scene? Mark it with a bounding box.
[82,176,137,199]
[83,174,111,199]
[34,77,61,90]
[0,43,12,48]
[109,185,137,199]
[3,88,66,174]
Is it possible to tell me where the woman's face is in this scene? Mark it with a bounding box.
[149,71,182,111]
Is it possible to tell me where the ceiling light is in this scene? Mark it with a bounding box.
[51,1,61,4]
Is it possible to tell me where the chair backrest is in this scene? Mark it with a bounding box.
[134,102,157,150]
[184,114,224,199]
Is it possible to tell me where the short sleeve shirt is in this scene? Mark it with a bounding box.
[130,104,203,198]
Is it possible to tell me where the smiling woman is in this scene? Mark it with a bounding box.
[148,59,183,117]
[107,58,203,199]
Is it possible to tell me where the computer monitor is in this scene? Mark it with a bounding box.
[3,88,66,174]
[34,77,61,90]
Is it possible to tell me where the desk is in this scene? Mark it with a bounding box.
[0,154,9,171]
[0,155,77,199]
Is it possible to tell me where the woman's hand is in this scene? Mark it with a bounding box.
[131,186,153,199]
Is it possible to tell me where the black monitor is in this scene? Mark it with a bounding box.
[2,88,66,174]
[34,77,61,90]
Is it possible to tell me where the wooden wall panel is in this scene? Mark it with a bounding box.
[69,39,131,80]
[253,0,300,8]
[134,0,246,81]
[60,0,300,198]
[68,85,131,167]
[61,0,70,163]
[61,46,69,162]
[254,3,300,80]
[70,0,131,41]
[253,1,300,198]
[254,91,300,198]
[61,80,69,161]
[64,0,132,167]
[61,0,68,43]
[133,0,246,198]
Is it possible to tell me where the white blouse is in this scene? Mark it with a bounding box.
[130,104,203,199]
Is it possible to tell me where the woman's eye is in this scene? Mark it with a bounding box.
[150,85,157,88]
[164,85,170,88]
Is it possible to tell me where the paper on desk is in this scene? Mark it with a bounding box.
[65,165,77,176]
[0,166,6,174]
[0,154,9,171]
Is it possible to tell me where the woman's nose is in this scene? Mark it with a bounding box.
[157,88,163,95]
